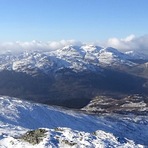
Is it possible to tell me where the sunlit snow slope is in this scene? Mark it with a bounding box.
[0,96,148,147]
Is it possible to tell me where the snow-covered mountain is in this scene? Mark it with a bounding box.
[0,44,147,109]
[0,45,141,75]
[0,45,148,147]
[125,50,148,60]
[0,96,147,147]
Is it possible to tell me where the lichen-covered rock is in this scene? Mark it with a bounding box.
[20,128,47,145]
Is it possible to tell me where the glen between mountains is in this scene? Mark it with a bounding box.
[0,45,147,114]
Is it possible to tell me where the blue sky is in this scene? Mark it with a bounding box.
[0,0,148,42]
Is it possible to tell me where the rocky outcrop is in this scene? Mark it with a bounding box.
[20,129,48,145]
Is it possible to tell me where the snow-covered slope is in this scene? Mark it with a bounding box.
[98,47,134,66]
[125,50,148,60]
[0,96,148,147]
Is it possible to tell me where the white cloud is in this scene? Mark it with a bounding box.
[0,35,148,55]
[103,34,148,54]
[48,40,82,50]
[0,40,82,54]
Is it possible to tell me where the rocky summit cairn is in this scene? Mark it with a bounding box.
[20,128,48,145]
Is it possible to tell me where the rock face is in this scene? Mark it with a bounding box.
[82,94,148,115]
[20,129,48,145]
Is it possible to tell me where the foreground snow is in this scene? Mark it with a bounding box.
[0,96,148,147]
[0,128,144,148]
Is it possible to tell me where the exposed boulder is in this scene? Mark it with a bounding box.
[20,128,48,145]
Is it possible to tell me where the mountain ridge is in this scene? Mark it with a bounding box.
[0,45,147,110]
[1,45,147,74]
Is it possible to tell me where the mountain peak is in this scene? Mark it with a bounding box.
[81,45,102,53]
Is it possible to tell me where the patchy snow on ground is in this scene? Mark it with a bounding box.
[0,96,148,147]
[0,128,144,148]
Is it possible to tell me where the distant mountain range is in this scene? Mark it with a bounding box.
[0,45,148,112]
[1,45,148,73]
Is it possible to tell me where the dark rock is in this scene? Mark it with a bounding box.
[20,129,48,145]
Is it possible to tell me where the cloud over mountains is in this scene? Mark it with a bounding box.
[0,40,82,54]
[0,35,148,54]
[105,34,148,54]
